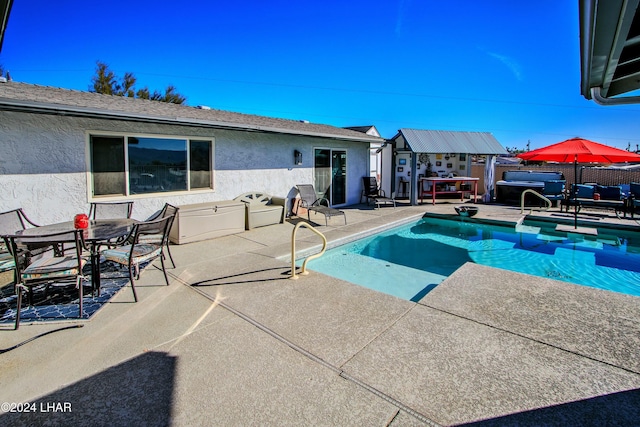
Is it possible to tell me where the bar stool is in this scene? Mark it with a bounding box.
[398,179,409,198]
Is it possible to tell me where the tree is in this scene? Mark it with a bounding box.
[89,61,186,104]
[0,64,10,80]
[90,61,119,95]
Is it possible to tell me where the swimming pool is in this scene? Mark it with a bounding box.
[304,217,640,301]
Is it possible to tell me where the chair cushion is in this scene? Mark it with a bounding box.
[595,185,623,200]
[571,184,595,198]
[0,251,15,272]
[543,180,565,195]
[22,256,85,280]
[630,182,640,198]
[103,244,162,266]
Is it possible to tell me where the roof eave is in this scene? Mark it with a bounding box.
[0,0,13,52]
[580,0,640,100]
[0,97,384,143]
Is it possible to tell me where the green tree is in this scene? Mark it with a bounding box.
[90,61,119,95]
[89,61,186,104]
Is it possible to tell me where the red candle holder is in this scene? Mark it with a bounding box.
[74,214,89,229]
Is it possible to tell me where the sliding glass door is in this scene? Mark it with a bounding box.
[314,148,347,206]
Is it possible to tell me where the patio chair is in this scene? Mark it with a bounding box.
[101,216,174,302]
[542,180,566,207]
[4,229,86,329]
[0,208,42,278]
[89,201,135,250]
[89,201,134,220]
[144,203,179,268]
[360,177,396,209]
[630,182,640,217]
[296,184,346,226]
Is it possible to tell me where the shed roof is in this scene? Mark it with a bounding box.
[394,128,507,155]
[0,81,384,143]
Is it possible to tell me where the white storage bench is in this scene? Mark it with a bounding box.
[169,201,245,244]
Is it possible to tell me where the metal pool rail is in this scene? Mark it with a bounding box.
[520,189,552,214]
[290,221,327,280]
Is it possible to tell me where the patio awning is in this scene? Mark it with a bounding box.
[394,129,507,155]
[580,0,640,103]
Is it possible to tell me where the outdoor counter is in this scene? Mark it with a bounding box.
[419,177,479,205]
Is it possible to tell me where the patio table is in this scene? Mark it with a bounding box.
[17,219,136,295]
[419,177,479,205]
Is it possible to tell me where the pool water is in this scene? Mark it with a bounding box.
[304,217,640,301]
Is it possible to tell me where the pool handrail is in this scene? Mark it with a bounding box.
[520,189,552,214]
[290,221,327,280]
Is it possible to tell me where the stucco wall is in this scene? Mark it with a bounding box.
[0,111,370,223]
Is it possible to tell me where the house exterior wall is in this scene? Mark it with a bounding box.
[0,111,370,223]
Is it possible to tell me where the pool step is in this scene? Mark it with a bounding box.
[515,224,540,234]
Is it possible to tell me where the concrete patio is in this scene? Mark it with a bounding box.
[1,200,639,426]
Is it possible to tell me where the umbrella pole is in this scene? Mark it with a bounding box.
[574,157,578,229]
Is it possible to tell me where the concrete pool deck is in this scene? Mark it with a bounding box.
[1,200,639,426]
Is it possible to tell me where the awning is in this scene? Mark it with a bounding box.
[580,0,640,103]
[395,129,507,155]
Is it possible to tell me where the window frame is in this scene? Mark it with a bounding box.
[86,131,215,201]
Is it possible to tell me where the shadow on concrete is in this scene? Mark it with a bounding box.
[191,267,291,287]
[0,351,176,426]
[459,388,640,427]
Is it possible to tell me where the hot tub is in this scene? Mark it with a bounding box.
[495,170,565,205]
[496,180,544,204]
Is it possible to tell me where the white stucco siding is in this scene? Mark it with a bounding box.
[0,111,371,222]
[0,112,89,223]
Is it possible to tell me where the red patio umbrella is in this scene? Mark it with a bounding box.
[517,137,640,228]
[517,137,640,164]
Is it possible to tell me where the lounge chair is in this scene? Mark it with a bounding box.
[296,184,346,226]
[361,177,396,209]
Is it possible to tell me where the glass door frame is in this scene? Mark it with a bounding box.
[313,147,348,207]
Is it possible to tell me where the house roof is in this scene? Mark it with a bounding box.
[0,81,384,143]
[580,0,640,102]
[343,125,381,137]
[393,128,507,155]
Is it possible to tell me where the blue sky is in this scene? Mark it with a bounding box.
[2,1,640,151]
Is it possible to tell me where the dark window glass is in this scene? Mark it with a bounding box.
[128,137,187,194]
[91,136,126,196]
[190,140,212,189]
[90,134,212,197]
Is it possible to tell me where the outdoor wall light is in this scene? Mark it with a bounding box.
[294,150,302,165]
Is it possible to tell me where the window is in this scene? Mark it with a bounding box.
[90,134,213,197]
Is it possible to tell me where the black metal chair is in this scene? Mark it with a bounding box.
[89,202,135,250]
[0,208,40,233]
[145,203,179,268]
[100,216,174,302]
[360,177,395,208]
[89,201,134,220]
[0,208,42,281]
[4,229,86,329]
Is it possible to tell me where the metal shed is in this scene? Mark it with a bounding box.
[388,129,507,205]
